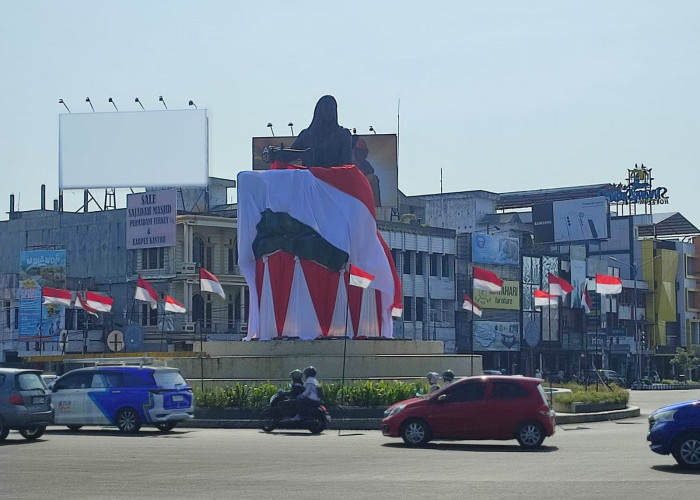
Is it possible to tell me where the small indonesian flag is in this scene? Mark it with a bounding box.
[534,289,558,307]
[349,265,375,289]
[85,291,113,313]
[473,266,503,293]
[74,294,98,316]
[200,268,226,299]
[582,286,593,314]
[596,274,622,295]
[548,273,574,298]
[134,276,158,309]
[462,294,482,317]
[164,295,187,314]
[42,286,72,307]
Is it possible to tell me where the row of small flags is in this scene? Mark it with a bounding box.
[462,266,623,316]
[41,268,227,316]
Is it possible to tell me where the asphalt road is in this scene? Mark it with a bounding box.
[2,390,698,500]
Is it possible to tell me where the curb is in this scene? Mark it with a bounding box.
[181,406,642,430]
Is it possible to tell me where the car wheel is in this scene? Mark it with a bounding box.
[19,426,46,440]
[67,425,82,432]
[401,419,431,446]
[671,432,700,470]
[116,408,142,433]
[0,418,9,442]
[156,422,177,432]
[516,422,546,449]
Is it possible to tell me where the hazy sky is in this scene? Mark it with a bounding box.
[1,2,698,226]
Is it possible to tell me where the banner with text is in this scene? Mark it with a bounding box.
[19,250,66,340]
[127,189,177,250]
[473,280,520,310]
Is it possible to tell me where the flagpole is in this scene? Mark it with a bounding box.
[470,269,474,376]
[339,269,350,437]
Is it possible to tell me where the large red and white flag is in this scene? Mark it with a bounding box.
[164,295,187,314]
[349,265,375,289]
[534,289,558,307]
[200,268,226,299]
[74,294,98,316]
[473,266,503,293]
[237,166,402,340]
[42,286,72,307]
[85,291,113,313]
[548,273,574,298]
[462,294,482,317]
[596,274,622,295]
[582,286,593,314]
[134,276,158,309]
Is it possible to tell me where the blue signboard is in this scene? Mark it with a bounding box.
[18,250,66,340]
[472,233,519,267]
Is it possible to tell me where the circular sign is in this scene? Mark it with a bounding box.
[524,320,540,348]
[123,324,144,352]
[106,330,125,352]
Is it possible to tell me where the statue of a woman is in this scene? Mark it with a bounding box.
[274,95,352,168]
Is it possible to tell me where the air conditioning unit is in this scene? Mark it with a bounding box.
[182,322,196,332]
[180,262,196,274]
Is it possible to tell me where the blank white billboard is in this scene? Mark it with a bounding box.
[59,109,208,189]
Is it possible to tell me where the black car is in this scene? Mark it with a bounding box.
[0,368,54,441]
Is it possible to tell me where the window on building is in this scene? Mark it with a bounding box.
[441,254,450,277]
[206,246,213,270]
[4,301,10,329]
[686,255,698,278]
[403,296,413,321]
[14,307,18,329]
[403,251,412,275]
[227,248,236,274]
[415,252,423,276]
[688,289,699,311]
[416,297,424,322]
[227,294,234,329]
[141,303,158,326]
[430,254,438,277]
[205,301,212,329]
[141,247,166,270]
[691,321,700,345]
[391,249,399,267]
[193,236,205,267]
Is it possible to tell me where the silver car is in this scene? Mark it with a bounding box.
[0,368,54,441]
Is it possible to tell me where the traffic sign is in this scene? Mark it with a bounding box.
[107,330,125,352]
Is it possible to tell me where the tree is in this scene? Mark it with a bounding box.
[669,347,699,379]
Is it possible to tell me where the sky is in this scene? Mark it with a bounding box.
[1,1,699,226]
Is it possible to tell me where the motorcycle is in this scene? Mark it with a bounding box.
[260,391,330,434]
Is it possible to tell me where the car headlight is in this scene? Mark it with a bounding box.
[651,409,677,425]
[384,404,406,417]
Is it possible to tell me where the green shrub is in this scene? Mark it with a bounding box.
[194,380,426,410]
[555,384,629,406]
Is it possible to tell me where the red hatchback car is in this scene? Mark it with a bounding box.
[382,375,555,448]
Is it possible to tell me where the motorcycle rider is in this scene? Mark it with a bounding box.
[441,369,455,387]
[291,366,321,421]
[279,369,305,418]
[426,372,441,395]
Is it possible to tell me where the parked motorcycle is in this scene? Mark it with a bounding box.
[260,392,330,434]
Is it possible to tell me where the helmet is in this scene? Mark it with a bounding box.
[289,369,303,382]
[426,372,440,384]
[441,369,454,382]
[304,366,317,378]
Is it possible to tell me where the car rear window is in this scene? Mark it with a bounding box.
[17,373,45,390]
[153,371,187,388]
